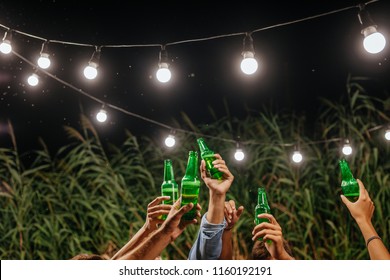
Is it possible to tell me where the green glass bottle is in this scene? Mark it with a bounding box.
[197,138,223,180]
[339,158,359,202]
[180,151,201,220]
[160,159,179,220]
[255,187,271,242]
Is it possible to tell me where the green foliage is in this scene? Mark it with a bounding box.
[0,78,389,259]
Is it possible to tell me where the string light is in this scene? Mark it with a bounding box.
[164,134,176,147]
[234,141,245,161]
[96,108,108,123]
[0,1,388,163]
[358,3,386,54]
[385,128,390,141]
[156,46,171,83]
[240,32,258,75]
[37,41,51,69]
[0,30,12,54]
[27,73,39,86]
[84,46,101,80]
[292,148,303,164]
[342,139,353,156]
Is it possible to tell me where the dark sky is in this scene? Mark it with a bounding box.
[0,0,389,154]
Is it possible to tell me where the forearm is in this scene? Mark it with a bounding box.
[219,230,233,260]
[118,228,172,260]
[111,224,154,260]
[356,220,390,260]
[206,192,226,224]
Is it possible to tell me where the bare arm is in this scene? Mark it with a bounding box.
[111,196,171,260]
[341,179,390,260]
[219,200,244,260]
[117,199,201,260]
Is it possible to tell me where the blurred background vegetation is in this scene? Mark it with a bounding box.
[0,77,389,260]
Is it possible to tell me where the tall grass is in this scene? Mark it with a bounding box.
[0,78,389,259]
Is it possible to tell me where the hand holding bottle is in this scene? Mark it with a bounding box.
[340,179,374,225]
[200,153,234,196]
[252,213,294,260]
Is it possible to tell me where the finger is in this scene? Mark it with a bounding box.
[177,202,194,217]
[148,209,171,219]
[340,194,350,206]
[236,205,244,218]
[228,200,236,210]
[213,153,222,160]
[148,196,171,207]
[356,179,366,200]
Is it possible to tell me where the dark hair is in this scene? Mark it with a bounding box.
[71,253,104,260]
[251,239,293,260]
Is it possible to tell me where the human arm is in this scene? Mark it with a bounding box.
[200,153,234,224]
[219,200,244,260]
[117,199,201,260]
[252,213,294,260]
[341,179,390,260]
[111,196,172,260]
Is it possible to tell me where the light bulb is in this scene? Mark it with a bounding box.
[27,74,39,86]
[164,135,176,147]
[37,53,51,69]
[363,27,386,54]
[0,40,12,54]
[342,144,353,156]
[84,62,98,80]
[234,149,245,161]
[385,129,390,141]
[292,151,303,163]
[156,63,171,83]
[96,109,107,122]
[241,53,258,75]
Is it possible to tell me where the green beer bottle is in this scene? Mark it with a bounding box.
[160,159,179,220]
[197,138,223,180]
[339,158,359,201]
[180,151,201,220]
[255,187,271,242]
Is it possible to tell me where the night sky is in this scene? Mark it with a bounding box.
[0,0,389,154]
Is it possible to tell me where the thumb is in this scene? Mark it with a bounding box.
[236,206,244,218]
[340,194,350,206]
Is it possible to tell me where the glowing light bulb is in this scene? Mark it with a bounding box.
[292,151,303,163]
[84,62,98,80]
[362,26,386,54]
[0,40,12,54]
[342,144,353,156]
[234,148,245,161]
[156,63,171,83]
[385,129,390,141]
[96,109,107,122]
[241,52,258,75]
[164,135,176,147]
[27,74,39,86]
[37,53,51,69]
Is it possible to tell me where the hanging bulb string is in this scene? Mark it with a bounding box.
[0,0,381,50]
[10,49,387,149]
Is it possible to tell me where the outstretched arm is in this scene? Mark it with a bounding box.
[341,179,390,260]
[201,154,234,224]
[111,196,171,260]
[117,199,200,260]
[219,200,244,260]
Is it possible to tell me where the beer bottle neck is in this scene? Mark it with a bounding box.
[163,160,175,181]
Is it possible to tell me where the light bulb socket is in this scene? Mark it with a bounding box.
[358,4,377,31]
[40,41,50,55]
[242,33,255,56]
[2,30,12,41]
[89,47,101,65]
[159,48,169,65]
